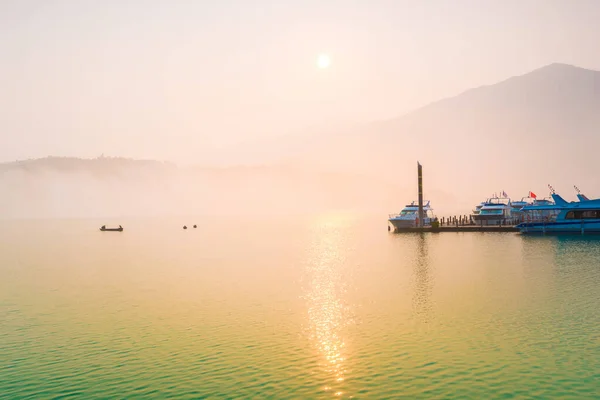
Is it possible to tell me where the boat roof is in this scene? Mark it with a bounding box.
[522,193,600,210]
[560,200,600,208]
[482,201,509,206]
[515,198,553,205]
[401,200,432,210]
[402,206,433,210]
[484,197,510,202]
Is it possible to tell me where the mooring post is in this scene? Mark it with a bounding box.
[417,161,424,228]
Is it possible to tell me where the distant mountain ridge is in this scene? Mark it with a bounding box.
[408,63,600,113]
[0,156,174,172]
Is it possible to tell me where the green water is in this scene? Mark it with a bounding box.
[1,215,600,399]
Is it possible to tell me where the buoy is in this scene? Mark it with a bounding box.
[183,225,187,229]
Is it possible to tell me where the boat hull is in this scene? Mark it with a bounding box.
[388,218,432,231]
[517,220,600,234]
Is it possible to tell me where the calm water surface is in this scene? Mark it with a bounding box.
[1,215,600,398]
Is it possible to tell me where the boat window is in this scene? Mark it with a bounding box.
[565,210,600,219]
[481,209,503,214]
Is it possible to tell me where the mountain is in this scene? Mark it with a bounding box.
[215,63,600,212]
[368,63,600,206]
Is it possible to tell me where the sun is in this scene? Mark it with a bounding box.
[317,54,331,69]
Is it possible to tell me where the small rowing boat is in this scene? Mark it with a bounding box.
[100,225,123,232]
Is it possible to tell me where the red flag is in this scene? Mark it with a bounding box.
[529,191,537,199]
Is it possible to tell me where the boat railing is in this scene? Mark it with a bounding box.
[389,213,433,219]
[389,213,415,218]
[522,214,559,224]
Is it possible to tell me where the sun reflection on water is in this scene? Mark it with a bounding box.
[302,214,353,396]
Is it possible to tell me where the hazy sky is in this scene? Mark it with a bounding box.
[2,0,600,163]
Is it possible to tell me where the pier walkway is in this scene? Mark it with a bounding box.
[391,225,519,233]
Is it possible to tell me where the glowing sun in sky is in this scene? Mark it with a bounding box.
[317,54,331,69]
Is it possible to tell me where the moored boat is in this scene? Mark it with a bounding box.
[517,191,600,234]
[100,225,123,232]
[510,192,555,222]
[471,194,514,225]
[388,201,435,231]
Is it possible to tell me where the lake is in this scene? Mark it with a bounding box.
[1,214,599,398]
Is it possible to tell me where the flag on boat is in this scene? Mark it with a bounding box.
[529,191,537,199]
[502,190,508,198]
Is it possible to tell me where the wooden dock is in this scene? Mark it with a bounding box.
[391,225,519,233]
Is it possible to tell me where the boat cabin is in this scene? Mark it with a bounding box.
[517,193,600,233]
[388,200,436,229]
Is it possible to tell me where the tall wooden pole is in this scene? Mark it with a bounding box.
[418,161,424,227]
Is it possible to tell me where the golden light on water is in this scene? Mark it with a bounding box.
[303,214,353,395]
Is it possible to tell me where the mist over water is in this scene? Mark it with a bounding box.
[0,158,414,219]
